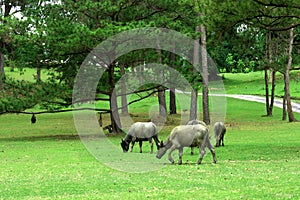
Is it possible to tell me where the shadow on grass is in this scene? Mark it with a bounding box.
[0,133,119,142]
[0,134,80,142]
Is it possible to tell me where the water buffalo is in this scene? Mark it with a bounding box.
[187,119,207,126]
[214,122,226,147]
[187,120,207,155]
[156,124,216,165]
[121,122,160,154]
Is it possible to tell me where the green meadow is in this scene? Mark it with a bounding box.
[223,71,300,99]
[1,70,300,199]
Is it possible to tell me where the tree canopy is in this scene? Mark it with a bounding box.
[1,0,299,127]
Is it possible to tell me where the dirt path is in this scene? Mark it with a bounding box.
[174,89,300,114]
[224,94,300,114]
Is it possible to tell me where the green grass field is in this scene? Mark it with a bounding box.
[223,71,300,99]
[4,67,51,82]
[1,69,300,199]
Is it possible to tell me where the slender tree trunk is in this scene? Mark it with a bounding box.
[269,69,276,116]
[282,74,287,121]
[200,24,210,125]
[264,68,270,116]
[190,89,198,120]
[264,31,271,116]
[0,44,5,83]
[268,31,276,116]
[169,88,176,115]
[190,25,200,121]
[110,89,122,133]
[158,88,167,117]
[169,44,177,115]
[156,49,167,118]
[120,64,128,114]
[285,28,297,122]
[36,65,41,82]
[36,60,41,83]
[108,63,122,133]
[0,1,13,84]
[138,63,144,87]
[0,3,11,84]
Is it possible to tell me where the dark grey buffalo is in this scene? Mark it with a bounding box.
[214,122,226,147]
[121,122,160,154]
[187,120,207,155]
[156,124,216,165]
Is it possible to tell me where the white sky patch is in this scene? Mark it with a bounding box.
[237,24,248,33]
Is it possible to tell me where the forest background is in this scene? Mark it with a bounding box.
[1,0,300,131]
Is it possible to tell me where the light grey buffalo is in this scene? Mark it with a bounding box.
[120,122,160,154]
[187,119,207,126]
[214,122,226,147]
[187,120,207,155]
[156,124,216,165]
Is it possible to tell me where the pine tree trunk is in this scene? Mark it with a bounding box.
[0,46,5,83]
[169,47,177,115]
[200,24,210,125]
[190,25,200,121]
[264,31,272,116]
[190,89,198,120]
[36,62,41,83]
[282,76,287,121]
[169,88,176,115]
[285,28,297,122]
[264,68,270,116]
[156,49,167,118]
[110,89,122,133]
[0,3,11,84]
[138,64,144,87]
[120,64,128,114]
[108,63,122,133]
[269,69,276,116]
[158,88,167,117]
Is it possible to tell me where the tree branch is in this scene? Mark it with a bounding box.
[252,0,300,9]
[1,108,111,115]
[116,88,165,112]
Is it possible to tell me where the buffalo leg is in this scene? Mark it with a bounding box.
[197,147,206,165]
[206,138,217,164]
[149,138,153,154]
[178,147,184,165]
[130,141,135,152]
[153,135,160,150]
[216,139,221,147]
[139,140,143,153]
[130,137,137,152]
[221,134,224,146]
[168,145,176,164]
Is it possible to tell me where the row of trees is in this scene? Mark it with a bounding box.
[1,0,299,132]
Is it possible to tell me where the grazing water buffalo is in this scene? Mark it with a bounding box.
[187,120,207,155]
[121,122,160,154]
[187,119,207,126]
[214,122,226,147]
[156,124,216,165]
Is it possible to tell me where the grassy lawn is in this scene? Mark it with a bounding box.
[1,97,300,199]
[1,69,300,199]
[223,71,300,99]
[4,67,51,82]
